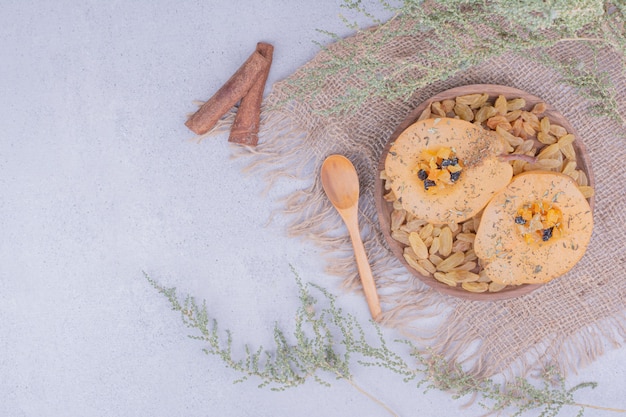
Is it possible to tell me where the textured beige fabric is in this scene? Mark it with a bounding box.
[225,20,626,378]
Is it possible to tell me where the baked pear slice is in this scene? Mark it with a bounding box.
[474,171,593,285]
[384,117,513,224]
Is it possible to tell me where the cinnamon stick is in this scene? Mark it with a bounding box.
[185,45,271,135]
[229,42,274,146]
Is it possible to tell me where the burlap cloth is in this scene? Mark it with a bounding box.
[223,19,626,379]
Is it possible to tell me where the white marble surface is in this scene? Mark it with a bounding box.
[1,1,624,416]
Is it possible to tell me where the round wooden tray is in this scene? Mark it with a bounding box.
[374,84,595,301]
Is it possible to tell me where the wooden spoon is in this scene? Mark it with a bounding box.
[320,154,382,321]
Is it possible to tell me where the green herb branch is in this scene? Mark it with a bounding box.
[285,0,625,125]
[144,270,624,416]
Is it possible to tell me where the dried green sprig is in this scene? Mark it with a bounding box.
[283,0,625,120]
[532,48,626,127]
[415,355,610,417]
[144,270,624,416]
[145,270,399,415]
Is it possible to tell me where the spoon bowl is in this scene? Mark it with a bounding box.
[321,155,382,321]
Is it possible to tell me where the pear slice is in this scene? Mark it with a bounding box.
[474,171,593,285]
[385,117,513,225]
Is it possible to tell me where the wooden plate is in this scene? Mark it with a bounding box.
[374,84,595,301]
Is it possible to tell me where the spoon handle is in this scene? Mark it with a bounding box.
[346,219,382,321]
